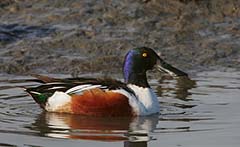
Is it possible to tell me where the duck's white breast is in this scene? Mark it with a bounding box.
[112,84,160,116]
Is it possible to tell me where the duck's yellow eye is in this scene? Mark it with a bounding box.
[142,52,147,57]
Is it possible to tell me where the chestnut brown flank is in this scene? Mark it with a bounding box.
[71,88,134,116]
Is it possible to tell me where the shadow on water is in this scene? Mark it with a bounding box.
[155,75,197,113]
[157,75,196,101]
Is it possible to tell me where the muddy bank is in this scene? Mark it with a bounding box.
[0,0,240,76]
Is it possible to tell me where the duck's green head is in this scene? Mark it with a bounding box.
[123,47,187,87]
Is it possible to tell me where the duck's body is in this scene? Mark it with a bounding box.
[26,77,159,116]
[26,47,187,116]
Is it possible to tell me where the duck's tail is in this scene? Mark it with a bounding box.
[23,87,50,109]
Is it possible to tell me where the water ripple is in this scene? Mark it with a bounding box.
[0,72,240,146]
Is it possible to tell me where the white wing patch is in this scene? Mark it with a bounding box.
[65,84,106,95]
[48,86,66,90]
[29,91,41,95]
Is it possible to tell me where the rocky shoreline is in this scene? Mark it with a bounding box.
[0,0,239,76]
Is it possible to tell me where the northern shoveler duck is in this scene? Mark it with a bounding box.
[25,47,188,116]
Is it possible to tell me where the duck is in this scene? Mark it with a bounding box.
[25,47,188,117]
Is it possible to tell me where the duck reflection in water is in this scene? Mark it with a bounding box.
[156,75,196,102]
[31,112,159,146]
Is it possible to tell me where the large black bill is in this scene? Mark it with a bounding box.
[156,58,188,77]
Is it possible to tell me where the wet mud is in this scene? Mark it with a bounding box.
[0,0,240,76]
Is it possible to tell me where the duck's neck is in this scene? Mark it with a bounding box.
[124,72,150,87]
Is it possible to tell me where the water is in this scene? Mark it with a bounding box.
[0,71,240,147]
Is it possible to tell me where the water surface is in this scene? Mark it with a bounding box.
[0,71,240,147]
